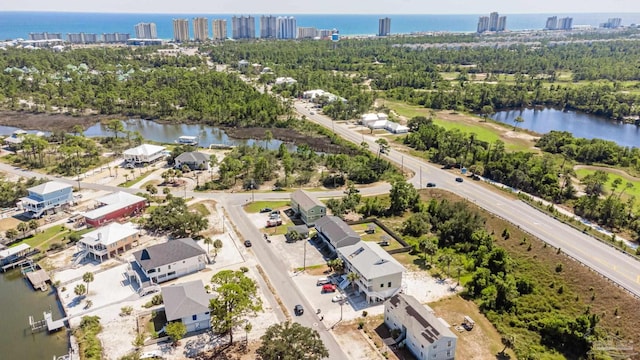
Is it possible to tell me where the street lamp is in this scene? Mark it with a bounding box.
[338,298,347,322]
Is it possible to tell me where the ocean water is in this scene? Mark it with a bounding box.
[2,12,640,40]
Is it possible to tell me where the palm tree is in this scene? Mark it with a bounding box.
[244,322,253,343]
[512,116,524,130]
[28,220,39,234]
[203,237,213,254]
[83,272,94,295]
[439,254,454,278]
[346,271,360,292]
[17,222,29,238]
[264,130,273,150]
[74,284,86,298]
[213,239,223,259]
[419,238,438,265]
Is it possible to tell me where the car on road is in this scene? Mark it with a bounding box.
[426,182,436,187]
[332,294,347,303]
[259,208,272,213]
[455,177,464,183]
[310,111,315,115]
[294,304,304,316]
[244,240,252,247]
[322,284,337,293]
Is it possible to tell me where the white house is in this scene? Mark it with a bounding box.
[385,121,409,134]
[337,241,405,303]
[274,77,297,86]
[302,89,346,103]
[161,280,214,332]
[77,222,139,262]
[123,144,166,165]
[360,113,408,134]
[131,238,207,284]
[290,189,326,226]
[384,294,457,360]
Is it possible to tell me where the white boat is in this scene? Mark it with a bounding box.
[176,135,198,145]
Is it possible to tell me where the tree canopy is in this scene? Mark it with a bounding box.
[256,321,329,360]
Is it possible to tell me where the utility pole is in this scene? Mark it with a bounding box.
[251,179,255,203]
[303,239,307,270]
[420,167,422,189]
[76,167,81,190]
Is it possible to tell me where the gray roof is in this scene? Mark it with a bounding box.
[387,294,456,344]
[291,190,325,212]
[133,238,205,271]
[175,151,209,163]
[315,216,360,248]
[338,241,405,280]
[162,280,213,321]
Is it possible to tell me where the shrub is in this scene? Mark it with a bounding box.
[120,306,133,316]
[357,321,364,330]
[240,266,249,273]
[362,311,368,317]
[555,263,563,272]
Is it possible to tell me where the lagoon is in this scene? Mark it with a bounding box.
[491,108,640,148]
[0,269,67,359]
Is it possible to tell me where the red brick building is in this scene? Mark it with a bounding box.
[84,191,147,227]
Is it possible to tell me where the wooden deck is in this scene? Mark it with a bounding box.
[26,269,50,291]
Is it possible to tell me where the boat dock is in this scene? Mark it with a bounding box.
[26,269,50,291]
[29,311,66,333]
[1,257,30,272]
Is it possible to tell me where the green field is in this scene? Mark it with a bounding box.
[575,168,640,209]
[385,100,534,152]
[244,200,290,213]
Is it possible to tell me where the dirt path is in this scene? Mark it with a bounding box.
[574,165,640,182]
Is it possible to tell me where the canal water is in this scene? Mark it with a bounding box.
[0,269,68,359]
[491,108,640,148]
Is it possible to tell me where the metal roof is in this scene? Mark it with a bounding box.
[79,222,138,247]
[83,191,146,220]
[123,144,165,156]
[28,181,72,195]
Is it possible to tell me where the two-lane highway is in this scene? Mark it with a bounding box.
[294,101,640,298]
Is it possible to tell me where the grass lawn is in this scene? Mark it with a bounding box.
[119,169,154,188]
[11,225,93,251]
[385,100,534,152]
[244,201,290,213]
[575,168,640,210]
[188,203,210,216]
[349,222,404,251]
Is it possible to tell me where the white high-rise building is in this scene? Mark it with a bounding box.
[173,18,190,42]
[378,17,391,36]
[134,23,157,39]
[477,16,489,33]
[232,15,255,39]
[192,17,209,41]
[260,15,277,38]
[489,12,499,31]
[212,19,227,40]
[545,16,558,30]
[297,27,318,39]
[276,16,296,39]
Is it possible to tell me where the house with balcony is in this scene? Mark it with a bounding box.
[83,191,147,227]
[123,144,166,165]
[19,181,74,218]
[77,222,139,262]
[337,240,405,303]
[174,151,210,171]
[384,294,457,360]
[291,190,326,226]
[161,280,214,333]
[314,216,360,254]
[131,238,206,285]
[0,243,31,266]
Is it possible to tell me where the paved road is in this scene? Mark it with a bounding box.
[293,101,640,299]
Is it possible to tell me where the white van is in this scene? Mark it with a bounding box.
[316,278,330,286]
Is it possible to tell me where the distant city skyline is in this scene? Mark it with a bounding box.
[2,0,640,14]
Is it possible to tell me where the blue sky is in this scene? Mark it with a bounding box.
[1,0,639,14]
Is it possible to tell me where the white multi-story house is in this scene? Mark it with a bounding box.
[123,144,166,165]
[77,222,139,262]
[291,190,326,226]
[384,294,457,360]
[161,280,214,332]
[131,238,206,285]
[337,240,405,303]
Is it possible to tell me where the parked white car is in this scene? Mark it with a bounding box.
[332,294,347,303]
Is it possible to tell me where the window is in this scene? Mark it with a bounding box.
[448,340,452,347]
[167,271,176,276]
[447,350,451,356]
[192,315,197,321]
[388,282,392,287]
[380,283,384,288]
[168,265,171,270]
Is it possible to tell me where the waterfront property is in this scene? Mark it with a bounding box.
[83,191,147,227]
[123,144,166,165]
[0,243,31,267]
[384,294,457,360]
[77,222,139,262]
[314,216,360,254]
[337,241,405,303]
[290,190,326,226]
[161,280,214,332]
[19,181,74,218]
[131,238,207,285]
[174,151,210,171]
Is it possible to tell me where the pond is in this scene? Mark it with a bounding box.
[490,108,640,148]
